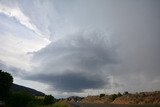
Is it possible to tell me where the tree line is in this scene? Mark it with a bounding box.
[0,70,56,107]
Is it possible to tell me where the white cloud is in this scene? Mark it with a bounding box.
[0,34,49,70]
[0,2,50,71]
[0,4,49,40]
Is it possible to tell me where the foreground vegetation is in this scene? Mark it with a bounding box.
[5,92,57,107]
[37,102,68,107]
[0,70,58,107]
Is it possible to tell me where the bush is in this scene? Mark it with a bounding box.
[123,91,129,95]
[32,98,44,106]
[7,92,33,107]
[99,94,105,98]
[110,94,118,101]
[38,102,68,107]
[117,92,122,97]
[43,95,55,105]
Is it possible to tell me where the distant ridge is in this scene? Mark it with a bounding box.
[112,91,160,105]
[10,83,45,96]
[75,91,160,105]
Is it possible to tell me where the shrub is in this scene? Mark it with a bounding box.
[43,95,55,105]
[33,98,44,105]
[117,92,122,97]
[110,94,118,101]
[7,92,33,107]
[123,91,129,95]
[99,94,105,98]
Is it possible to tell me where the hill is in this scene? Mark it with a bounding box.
[113,91,160,105]
[65,91,160,105]
[81,95,113,104]
[10,83,45,96]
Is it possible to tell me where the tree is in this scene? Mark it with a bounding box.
[7,92,33,107]
[0,70,13,101]
[43,95,55,105]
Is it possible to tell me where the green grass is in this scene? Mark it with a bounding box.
[37,102,69,107]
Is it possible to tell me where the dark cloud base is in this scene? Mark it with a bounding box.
[27,72,109,92]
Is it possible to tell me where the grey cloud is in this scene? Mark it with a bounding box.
[27,71,109,92]
[27,30,118,92]
[1,0,160,95]
[0,60,22,77]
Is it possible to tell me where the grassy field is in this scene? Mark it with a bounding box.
[37,102,69,107]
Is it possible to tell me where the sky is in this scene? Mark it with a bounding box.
[0,0,160,98]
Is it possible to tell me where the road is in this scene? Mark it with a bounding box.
[69,102,160,107]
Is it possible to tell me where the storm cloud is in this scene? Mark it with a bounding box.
[27,72,109,92]
[0,0,160,97]
[27,30,117,92]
